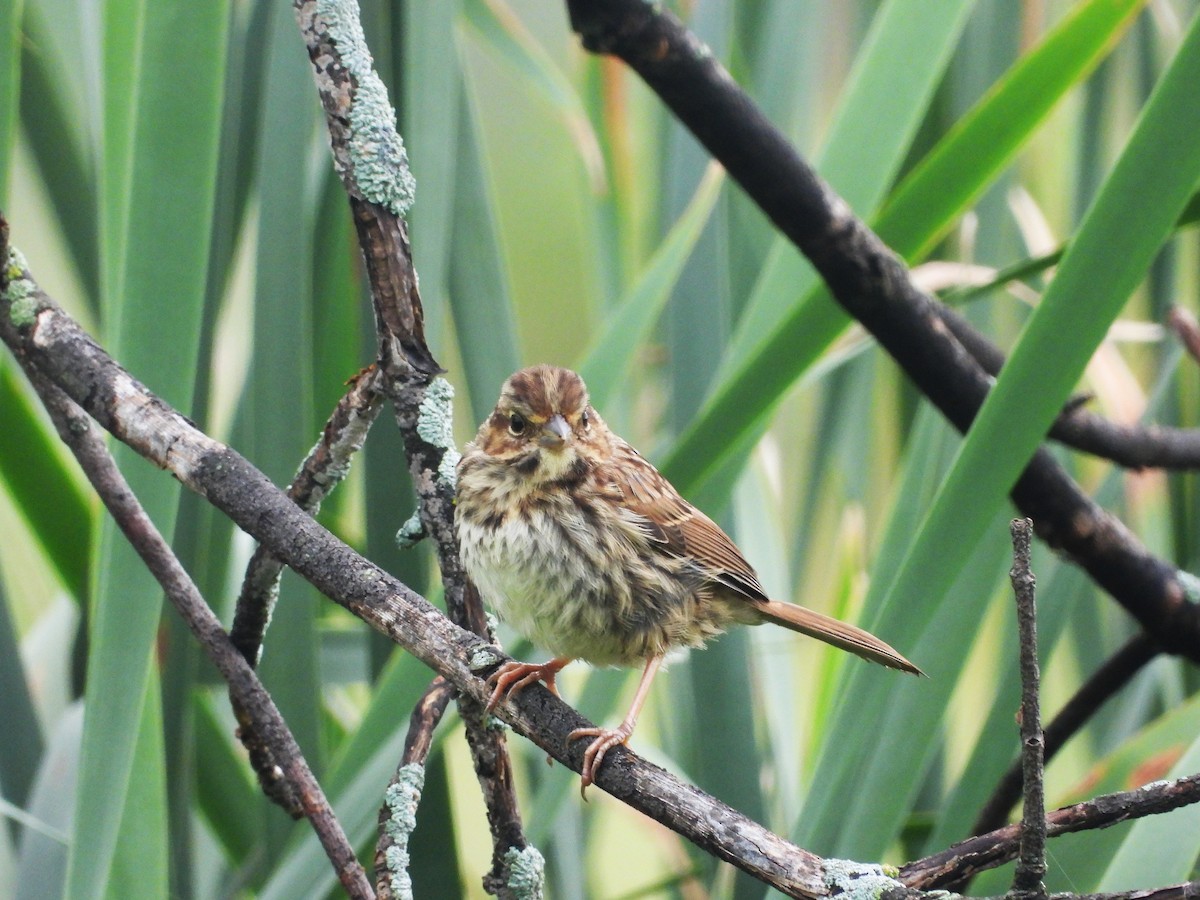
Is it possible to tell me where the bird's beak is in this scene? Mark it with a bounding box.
[540,414,570,449]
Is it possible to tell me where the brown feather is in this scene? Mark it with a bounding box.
[755,600,923,674]
[602,438,769,599]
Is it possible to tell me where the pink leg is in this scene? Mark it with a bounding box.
[485,657,572,713]
[567,656,663,797]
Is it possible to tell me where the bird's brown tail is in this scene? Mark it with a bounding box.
[757,600,923,675]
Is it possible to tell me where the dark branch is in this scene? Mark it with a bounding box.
[1010,518,1047,900]
[900,772,1200,889]
[937,305,1200,471]
[973,633,1159,839]
[230,366,384,665]
[563,0,1200,663]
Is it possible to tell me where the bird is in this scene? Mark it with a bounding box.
[454,364,921,793]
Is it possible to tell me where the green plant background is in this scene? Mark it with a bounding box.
[2,0,1200,897]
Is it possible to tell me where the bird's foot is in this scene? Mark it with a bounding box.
[566,723,634,798]
[484,659,566,713]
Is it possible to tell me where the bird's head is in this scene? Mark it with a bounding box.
[473,365,607,485]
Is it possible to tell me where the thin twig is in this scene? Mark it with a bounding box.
[376,677,457,900]
[1168,306,1200,365]
[25,372,373,900]
[973,633,1159,839]
[230,365,384,665]
[1010,518,1047,900]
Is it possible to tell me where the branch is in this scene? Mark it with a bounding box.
[562,0,1200,663]
[0,234,836,899]
[292,1,533,893]
[937,304,1200,471]
[900,772,1200,889]
[19,368,372,899]
[973,633,1159,839]
[1010,518,1047,900]
[376,677,456,900]
[230,365,384,666]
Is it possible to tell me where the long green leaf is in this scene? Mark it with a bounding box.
[17,0,101,304]
[664,0,1144,508]
[577,163,724,409]
[66,1,230,895]
[799,9,1200,860]
[0,0,21,207]
[0,359,92,599]
[876,0,1144,260]
[0,577,41,811]
[725,0,977,360]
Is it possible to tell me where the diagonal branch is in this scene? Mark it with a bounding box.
[21,369,372,899]
[562,0,1200,663]
[900,772,1200,889]
[0,231,829,898]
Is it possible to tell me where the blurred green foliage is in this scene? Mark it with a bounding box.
[2,0,1199,897]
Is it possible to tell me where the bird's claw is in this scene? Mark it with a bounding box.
[566,724,633,799]
[484,660,561,713]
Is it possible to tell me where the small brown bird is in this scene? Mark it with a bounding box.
[455,365,920,792]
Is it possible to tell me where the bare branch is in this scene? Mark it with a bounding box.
[900,773,1200,889]
[22,370,372,899]
[562,0,1200,665]
[230,365,384,665]
[1009,518,1047,900]
[974,633,1159,839]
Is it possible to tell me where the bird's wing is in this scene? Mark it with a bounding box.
[598,439,769,601]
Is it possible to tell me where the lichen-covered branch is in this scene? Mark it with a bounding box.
[293,1,536,893]
[230,365,384,665]
[375,676,455,900]
[22,369,372,899]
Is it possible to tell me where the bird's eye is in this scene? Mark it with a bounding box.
[580,409,590,429]
[508,412,527,436]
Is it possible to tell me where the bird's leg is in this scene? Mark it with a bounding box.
[484,657,572,713]
[567,655,663,796]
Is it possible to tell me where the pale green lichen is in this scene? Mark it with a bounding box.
[502,845,546,899]
[416,377,461,486]
[382,763,425,900]
[4,246,39,326]
[316,0,416,215]
[395,509,426,548]
[823,859,904,899]
[468,645,503,672]
[1178,570,1200,603]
